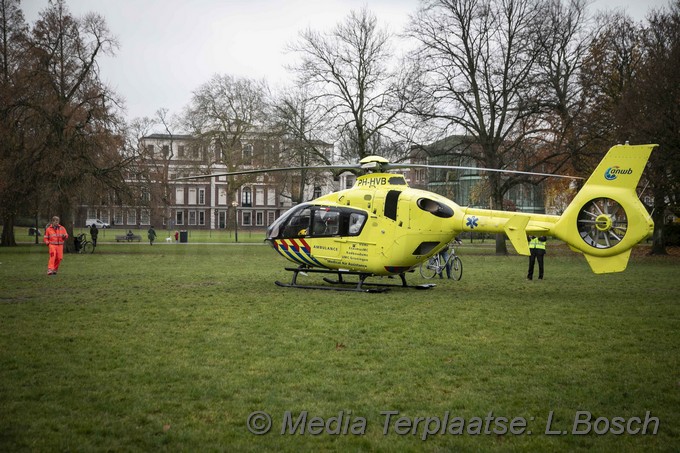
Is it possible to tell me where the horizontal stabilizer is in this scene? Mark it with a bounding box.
[584,249,632,274]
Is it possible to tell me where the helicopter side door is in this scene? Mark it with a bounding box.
[308,207,369,264]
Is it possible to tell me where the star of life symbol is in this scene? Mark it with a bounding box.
[466,216,479,229]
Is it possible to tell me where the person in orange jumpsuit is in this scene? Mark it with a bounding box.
[44,216,68,275]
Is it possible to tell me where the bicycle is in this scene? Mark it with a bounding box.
[75,233,95,254]
[420,241,463,280]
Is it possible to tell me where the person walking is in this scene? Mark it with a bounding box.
[147,226,157,245]
[44,216,68,275]
[89,223,99,247]
[527,235,547,280]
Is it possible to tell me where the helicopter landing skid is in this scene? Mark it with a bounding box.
[276,267,436,292]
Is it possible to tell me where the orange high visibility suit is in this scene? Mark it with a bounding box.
[44,224,68,274]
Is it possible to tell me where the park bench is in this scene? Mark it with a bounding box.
[115,234,142,242]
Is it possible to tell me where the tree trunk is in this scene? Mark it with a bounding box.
[650,203,667,255]
[0,212,17,247]
[489,175,508,255]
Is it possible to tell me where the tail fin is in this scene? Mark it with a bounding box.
[553,143,656,273]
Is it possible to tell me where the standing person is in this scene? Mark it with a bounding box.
[437,247,451,279]
[89,223,99,247]
[44,216,68,276]
[527,235,547,280]
[147,226,157,245]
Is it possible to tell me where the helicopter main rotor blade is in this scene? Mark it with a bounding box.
[172,164,361,181]
[171,159,583,181]
[386,163,584,180]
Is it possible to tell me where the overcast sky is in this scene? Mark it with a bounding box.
[22,0,672,122]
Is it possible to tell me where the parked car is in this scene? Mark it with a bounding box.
[85,218,110,229]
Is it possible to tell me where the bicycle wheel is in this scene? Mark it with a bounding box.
[448,255,463,280]
[419,257,440,279]
[83,242,94,254]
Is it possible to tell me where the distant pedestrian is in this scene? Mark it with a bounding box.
[527,235,547,280]
[89,223,99,247]
[174,231,179,242]
[148,226,157,245]
[44,216,68,276]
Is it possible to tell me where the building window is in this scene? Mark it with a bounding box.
[114,210,123,226]
[140,209,150,225]
[188,211,196,225]
[255,187,264,206]
[127,209,137,225]
[162,145,170,157]
[256,211,264,226]
[313,186,322,198]
[178,145,185,158]
[218,188,227,205]
[188,188,197,205]
[87,209,97,219]
[242,211,252,226]
[267,189,276,206]
[146,144,154,154]
[176,187,185,204]
[198,211,205,226]
[267,211,276,225]
[243,143,253,164]
[198,188,205,205]
[242,187,252,207]
[176,210,184,226]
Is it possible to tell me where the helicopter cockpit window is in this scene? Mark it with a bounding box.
[268,204,368,239]
[312,209,340,236]
[281,206,312,237]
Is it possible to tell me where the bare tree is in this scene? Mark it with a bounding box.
[534,0,597,173]
[408,0,545,254]
[184,74,271,222]
[124,110,182,228]
[288,7,411,162]
[272,84,335,203]
[185,74,270,168]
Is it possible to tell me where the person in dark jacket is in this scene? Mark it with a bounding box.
[148,226,157,245]
[89,224,99,247]
[527,235,547,280]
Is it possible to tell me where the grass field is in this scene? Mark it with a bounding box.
[1,241,678,452]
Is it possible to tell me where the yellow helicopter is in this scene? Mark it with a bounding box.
[180,143,656,292]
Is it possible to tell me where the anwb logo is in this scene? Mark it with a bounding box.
[604,166,633,180]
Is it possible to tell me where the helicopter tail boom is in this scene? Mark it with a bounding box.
[460,143,656,273]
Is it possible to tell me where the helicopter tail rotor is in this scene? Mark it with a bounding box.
[553,143,656,273]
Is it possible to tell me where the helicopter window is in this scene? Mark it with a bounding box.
[312,209,340,236]
[347,212,366,235]
[268,204,368,239]
[417,198,454,218]
[388,176,407,185]
[281,207,311,237]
